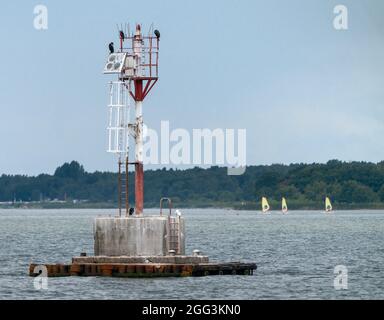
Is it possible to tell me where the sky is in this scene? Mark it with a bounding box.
[0,0,384,175]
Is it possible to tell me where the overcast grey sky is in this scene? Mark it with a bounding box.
[0,0,384,175]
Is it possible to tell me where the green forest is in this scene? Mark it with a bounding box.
[2,160,384,209]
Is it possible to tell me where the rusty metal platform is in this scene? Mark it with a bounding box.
[29,261,257,278]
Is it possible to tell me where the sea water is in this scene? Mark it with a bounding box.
[0,209,383,299]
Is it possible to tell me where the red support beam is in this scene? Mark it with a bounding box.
[134,79,144,101]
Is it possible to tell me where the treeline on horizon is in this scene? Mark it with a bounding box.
[1,160,384,209]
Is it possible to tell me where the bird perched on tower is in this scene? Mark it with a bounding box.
[108,42,114,54]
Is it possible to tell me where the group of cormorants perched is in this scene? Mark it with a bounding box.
[108,29,160,54]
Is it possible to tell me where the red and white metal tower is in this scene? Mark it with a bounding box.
[103,24,159,216]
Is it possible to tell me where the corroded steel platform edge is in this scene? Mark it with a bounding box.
[29,262,257,278]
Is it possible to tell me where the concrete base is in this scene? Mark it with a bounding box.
[94,216,185,256]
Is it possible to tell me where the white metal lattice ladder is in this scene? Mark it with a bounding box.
[107,81,131,216]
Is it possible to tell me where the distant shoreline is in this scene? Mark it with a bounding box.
[3,160,384,211]
[2,201,384,211]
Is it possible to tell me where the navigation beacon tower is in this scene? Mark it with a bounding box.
[103,24,159,216]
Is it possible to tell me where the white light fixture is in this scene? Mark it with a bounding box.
[103,53,127,74]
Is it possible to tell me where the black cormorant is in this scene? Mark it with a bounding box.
[109,42,114,54]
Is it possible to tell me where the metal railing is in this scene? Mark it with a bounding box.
[160,197,172,216]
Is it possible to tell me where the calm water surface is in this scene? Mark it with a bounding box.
[0,209,383,299]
